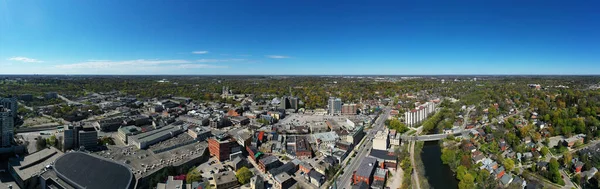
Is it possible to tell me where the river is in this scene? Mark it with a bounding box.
[421,141,459,189]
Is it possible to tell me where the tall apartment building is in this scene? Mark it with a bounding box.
[328,97,342,115]
[404,101,437,127]
[0,97,17,118]
[0,105,15,147]
[341,104,357,115]
[279,96,299,110]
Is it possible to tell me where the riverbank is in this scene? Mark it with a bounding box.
[414,141,432,189]
[421,141,458,189]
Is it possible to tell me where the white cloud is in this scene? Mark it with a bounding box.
[192,51,209,54]
[56,59,192,69]
[266,55,290,59]
[175,64,228,69]
[196,59,246,63]
[8,56,43,63]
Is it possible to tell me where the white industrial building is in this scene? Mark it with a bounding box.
[373,129,389,150]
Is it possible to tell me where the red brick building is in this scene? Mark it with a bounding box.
[208,134,239,162]
[352,157,377,185]
[295,137,313,159]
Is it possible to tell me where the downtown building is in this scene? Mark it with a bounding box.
[341,104,358,115]
[0,97,17,119]
[328,97,342,115]
[404,101,437,127]
[208,134,241,162]
[279,96,299,111]
[63,123,99,151]
[0,98,17,148]
[0,105,15,147]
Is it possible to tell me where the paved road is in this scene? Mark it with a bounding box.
[337,107,390,189]
[58,94,82,105]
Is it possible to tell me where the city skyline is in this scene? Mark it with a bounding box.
[1,1,599,75]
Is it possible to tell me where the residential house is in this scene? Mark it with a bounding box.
[500,174,513,187]
[574,161,585,173]
[273,173,296,189]
[308,170,325,187]
[494,166,506,180]
[536,161,548,171]
[583,167,598,180]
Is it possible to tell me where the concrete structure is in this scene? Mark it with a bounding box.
[268,162,297,178]
[0,97,17,118]
[312,131,339,146]
[63,125,76,150]
[373,130,389,150]
[346,126,365,145]
[352,157,377,185]
[8,147,64,188]
[389,133,401,146]
[342,103,358,115]
[44,92,58,99]
[230,116,250,126]
[250,175,266,189]
[117,126,142,144]
[374,168,387,183]
[369,149,398,169]
[156,176,191,189]
[213,171,238,189]
[258,155,282,172]
[207,134,240,162]
[308,169,326,187]
[309,122,329,133]
[39,152,135,189]
[279,96,299,111]
[404,101,437,127]
[95,117,125,132]
[62,123,98,151]
[129,125,183,149]
[293,136,312,159]
[274,173,296,189]
[187,126,212,141]
[328,97,342,115]
[0,105,15,147]
[78,125,98,150]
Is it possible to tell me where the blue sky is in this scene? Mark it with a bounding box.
[1,0,599,75]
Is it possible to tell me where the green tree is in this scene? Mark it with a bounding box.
[541,146,550,157]
[441,148,456,165]
[503,159,515,172]
[562,152,572,168]
[456,165,468,181]
[236,167,253,184]
[458,173,475,189]
[36,136,47,151]
[46,135,57,148]
[549,158,563,184]
[186,167,202,183]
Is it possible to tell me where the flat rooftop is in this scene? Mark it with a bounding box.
[54,152,134,189]
[356,157,377,177]
[9,147,64,181]
[311,132,339,143]
[119,125,141,135]
[94,141,208,178]
[296,136,310,151]
[129,125,182,143]
[213,171,237,185]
